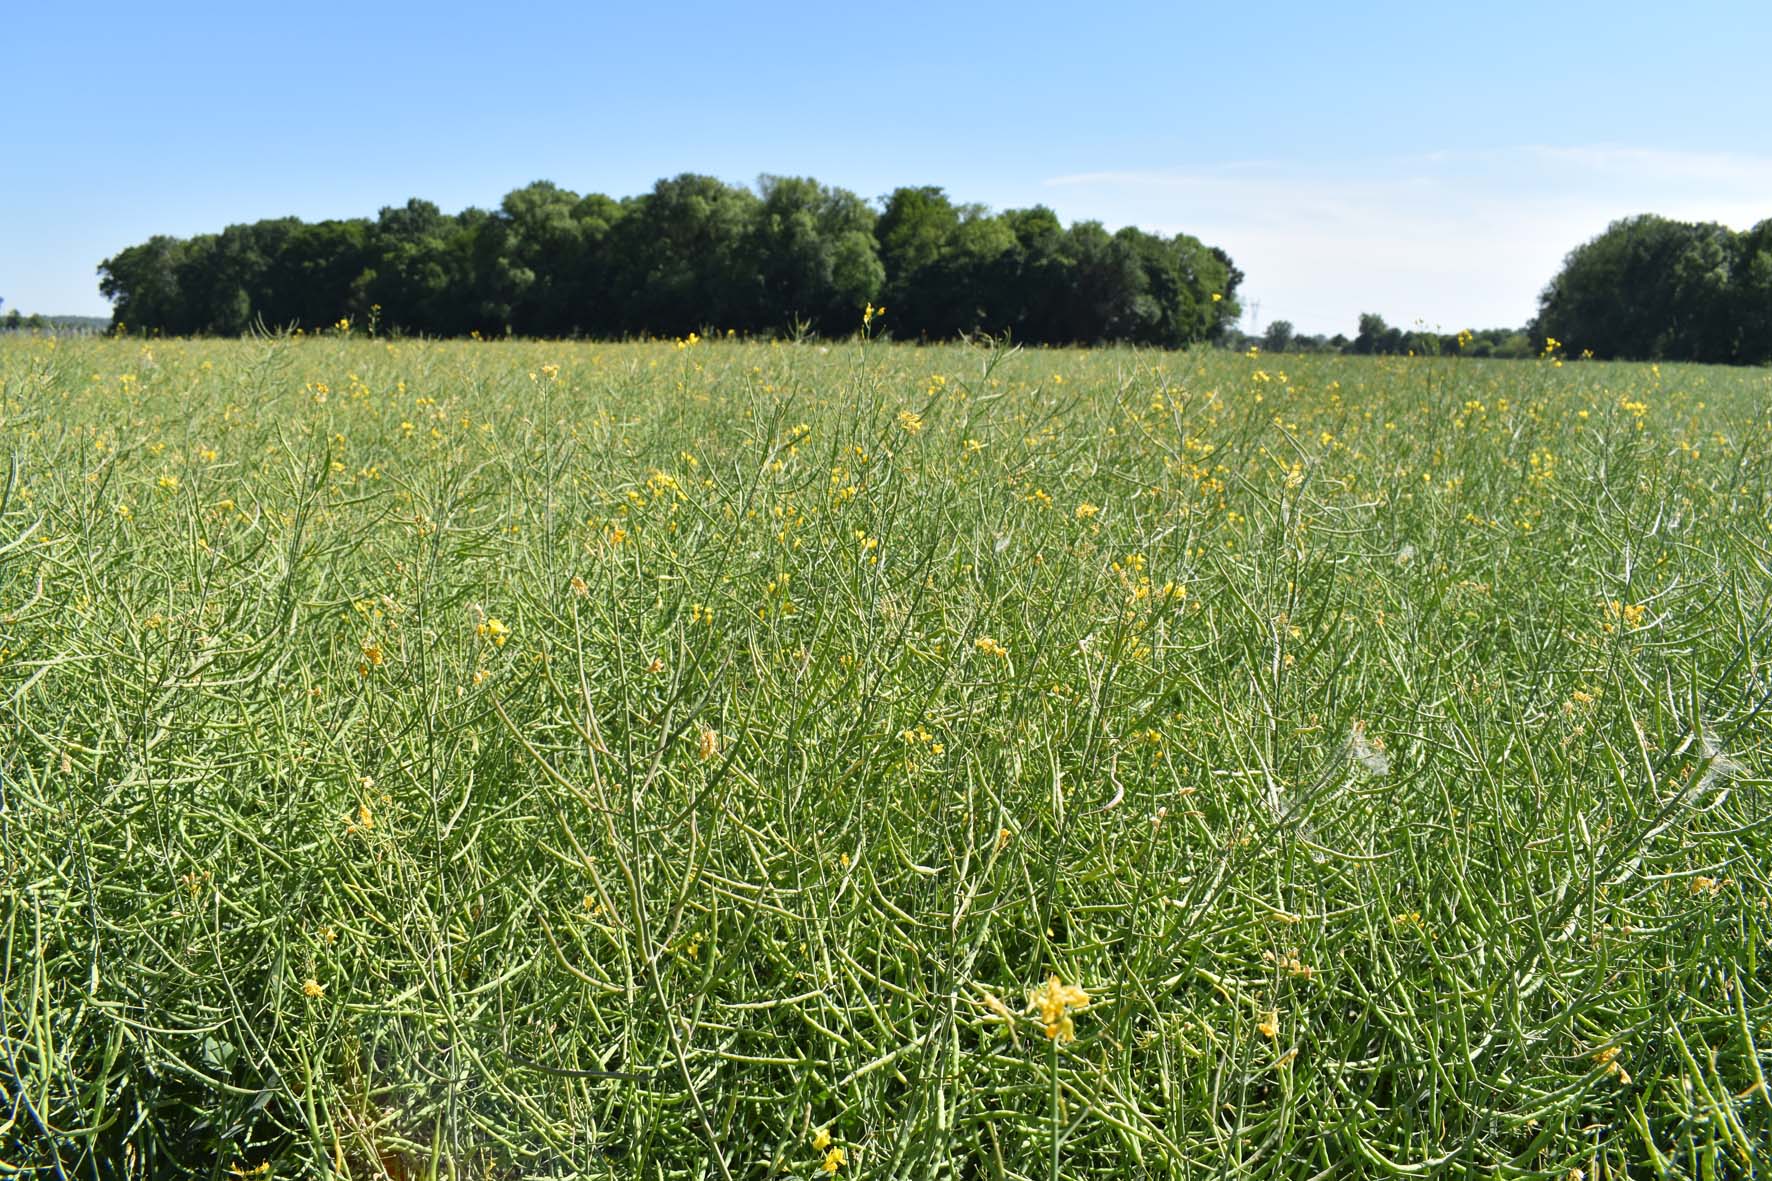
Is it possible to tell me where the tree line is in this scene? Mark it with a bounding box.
[96,175,1243,346]
[1533,213,1772,364]
[1230,316,1534,359]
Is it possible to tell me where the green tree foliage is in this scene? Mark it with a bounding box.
[1262,319,1295,353]
[748,176,884,332]
[97,175,1241,346]
[98,235,189,332]
[1535,213,1772,363]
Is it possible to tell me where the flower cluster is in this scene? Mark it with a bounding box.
[1027,975,1089,1043]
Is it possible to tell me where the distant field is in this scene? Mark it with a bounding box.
[2,335,1768,1179]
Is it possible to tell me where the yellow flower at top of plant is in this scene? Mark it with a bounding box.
[1027,975,1089,1043]
[478,618,511,646]
[698,725,719,762]
[1075,502,1099,520]
[811,1127,831,1151]
[302,978,324,998]
[1211,292,1224,302]
[975,636,1008,660]
[821,1146,846,1173]
[897,409,923,434]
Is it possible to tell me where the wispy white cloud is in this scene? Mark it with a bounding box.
[1038,147,1772,334]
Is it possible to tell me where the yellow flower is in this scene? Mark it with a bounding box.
[1593,1045,1630,1084]
[698,725,719,762]
[1074,502,1099,520]
[1257,1010,1279,1040]
[821,1146,846,1173]
[478,617,511,646]
[897,409,923,434]
[1027,975,1089,1043]
[1601,600,1646,633]
[302,978,324,998]
[974,636,1008,660]
[812,1127,831,1151]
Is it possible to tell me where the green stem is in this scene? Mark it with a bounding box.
[1049,1034,1061,1181]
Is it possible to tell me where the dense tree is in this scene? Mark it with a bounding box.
[97,174,1242,347]
[612,175,763,332]
[98,235,189,332]
[1734,220,1772,364]
[1535,214,1771,363]
[746,176,884,331]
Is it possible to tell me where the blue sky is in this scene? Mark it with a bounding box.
[5,0,1768,334]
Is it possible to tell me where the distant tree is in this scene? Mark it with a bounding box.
[1207,246,1244,341]
[1262,319,1295,353]
[746,176,883,333]
[1057,221,1144,343]
[1536,214,1749,362]
[95,174,1245,346]
[611,174,762,333]
[99,235,189,332]
[368,199,461,334]
[876,186,960,317]
[495,180,583,335]
[1351,313,1389,354]
[1733,219,1772,364]
[267,218,374,329]
[992,205,1070,339]
[876,190,1018,339]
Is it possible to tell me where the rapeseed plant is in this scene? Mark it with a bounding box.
[4,335,1766,1181]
